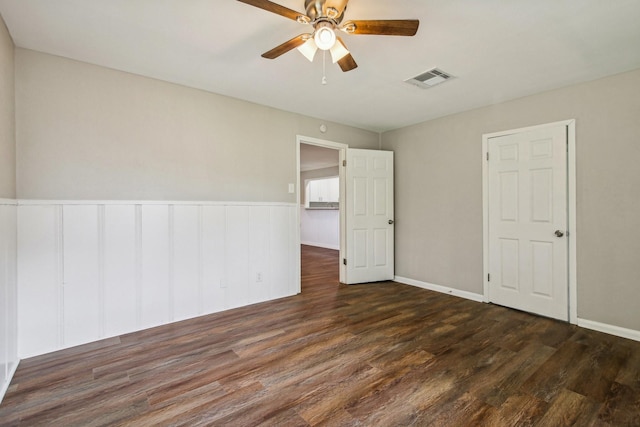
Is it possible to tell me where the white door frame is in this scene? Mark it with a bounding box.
[296,135,348,285]
[482,119,577,324]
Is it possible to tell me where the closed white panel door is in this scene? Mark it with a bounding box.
[63,205,101,347]
[345,149,394,284]
[488,125,568,320]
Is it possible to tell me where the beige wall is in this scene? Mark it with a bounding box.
[0,15,15,198]
[12,43,640,332]
[15,49,378,201]
[382,68,640,331]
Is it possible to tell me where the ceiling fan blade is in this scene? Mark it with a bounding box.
[341,19,419,36]
[262,34,311,59]
[337,53,358,72]
[237,0,309,23]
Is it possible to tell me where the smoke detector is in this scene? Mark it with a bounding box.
[405,68,453,89]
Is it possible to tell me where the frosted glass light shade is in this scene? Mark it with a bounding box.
[330,39,349,63]
[297,39,318,62]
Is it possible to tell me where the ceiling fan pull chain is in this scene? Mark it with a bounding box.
[322,50,328,85]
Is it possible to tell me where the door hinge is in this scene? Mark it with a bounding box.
[486,152,489,161]
[342,160,346,167]
[343,258,347,265]
[488,273,490,282]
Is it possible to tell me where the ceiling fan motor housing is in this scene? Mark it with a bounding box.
[305,0,347,24]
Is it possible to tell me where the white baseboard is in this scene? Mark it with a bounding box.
[394,276,484,303]
[301,241,339,251]
[395,276,640,343]
[577,318,640,342]
[0,360,19,404]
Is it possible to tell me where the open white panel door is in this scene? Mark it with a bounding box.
[344,149,394,284]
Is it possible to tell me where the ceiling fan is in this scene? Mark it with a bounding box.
[237,0,419,72]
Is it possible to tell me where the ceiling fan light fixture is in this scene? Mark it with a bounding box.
[340,22,356,33]
[326,7,339,19]
[314,22,336,50]
[296,15,311,24]
[330,39,349,63]
[297,38,318,61]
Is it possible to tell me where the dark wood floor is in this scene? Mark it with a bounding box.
[1,245,639,426]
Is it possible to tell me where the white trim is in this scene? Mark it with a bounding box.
[17,200,297,207]
[297,135,348,284]
[394,276,484,303]
[567,121,577,324]
[482,135,490,304]
[301,241,340,251]
[0,360,19,404]
[0,199,17,205]
[482,120,575,139]
[482,119,577,323]
[578,318,640,342]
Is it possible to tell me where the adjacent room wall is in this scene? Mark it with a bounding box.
[15,49,379,201]
[300,166,339,205]
[383,68,640,332]
[300,166,340,250]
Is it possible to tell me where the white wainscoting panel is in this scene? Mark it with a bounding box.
[225,206,250,309]
[17,205,62,358]
[141,205,171,329]
[300,206,339,250]
[249,206,270,305]
[201,206,227,314]
[17,201,298,358]
[104,205,137,337]
[172,205,201,321]
[0,201,18,403]
[63,205,101,348]
[272,206,297,299]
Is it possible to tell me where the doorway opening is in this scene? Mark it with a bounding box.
[297,136,347,289]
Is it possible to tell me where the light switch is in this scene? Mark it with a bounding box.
[288,183,295,193]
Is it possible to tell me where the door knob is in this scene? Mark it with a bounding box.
[388,220,395,225]
[554,230,564,238]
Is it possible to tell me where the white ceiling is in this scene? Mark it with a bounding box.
[1,0,640,132]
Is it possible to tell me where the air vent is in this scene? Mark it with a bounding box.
[405,68,453,89]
